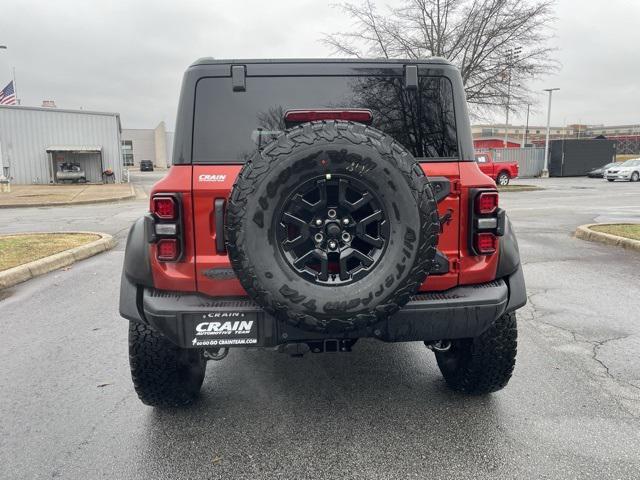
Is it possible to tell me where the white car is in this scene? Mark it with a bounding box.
[605,159,640,182]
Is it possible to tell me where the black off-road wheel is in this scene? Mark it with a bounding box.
[226,121,440,332]
[433,312,518,394]
[129,322,207,407]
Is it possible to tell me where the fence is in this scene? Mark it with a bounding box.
[611,135,640,155]
[481,147,546,178]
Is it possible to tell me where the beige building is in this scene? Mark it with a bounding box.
[472,123,640,145]
[583,124,640,136]
[121,122,174,169]
[472,124,575,144]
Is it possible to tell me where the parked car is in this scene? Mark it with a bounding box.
[56,162,86,183]
[474,152,519,185]
[605,158,640,182]
[140,160,154,171]
[587,162,618,178]
[120,58,526,407]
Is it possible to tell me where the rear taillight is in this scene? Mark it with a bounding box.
[475,191,498,214]
[474,232,497,254]
[152,196,177,219]
[157,238,179,261]
[151,194,183,262]
[469,189,504,256]
[284,109,373,126]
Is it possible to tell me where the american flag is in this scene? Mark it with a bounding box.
[0,81,17,105]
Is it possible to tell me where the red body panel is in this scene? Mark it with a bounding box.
[149,166,196,291]
[474,152,519,182]
[192,165,246,296]
[418,162,460,292]
[148,161,500,296]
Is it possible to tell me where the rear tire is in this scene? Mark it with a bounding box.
[497,171,510,186]
[129,322,207,407]
[607,179,615,182]
[631,172,639,182]
[433,312,517,394]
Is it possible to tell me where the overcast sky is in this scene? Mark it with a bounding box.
[1,0,639,130]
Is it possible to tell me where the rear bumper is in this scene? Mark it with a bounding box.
[605,173,630,180]
[123,266,525,349]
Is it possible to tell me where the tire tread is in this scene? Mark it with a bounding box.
[225,121,440,331]
[129,322,206,407]
[435,312,518,394]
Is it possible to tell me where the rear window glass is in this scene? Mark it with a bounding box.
[193,75,458,163]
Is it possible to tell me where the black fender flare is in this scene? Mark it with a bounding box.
[496,215,526,312]
[505,264,526,313]
[119,215,154,323]
[497,215,520,278]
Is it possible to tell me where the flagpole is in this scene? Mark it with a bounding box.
[12,67,19,105]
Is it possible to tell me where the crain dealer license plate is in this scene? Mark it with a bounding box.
[186,312,259,348]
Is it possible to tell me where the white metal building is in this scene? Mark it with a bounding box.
[121,122,174,169]
[0,105,123,184]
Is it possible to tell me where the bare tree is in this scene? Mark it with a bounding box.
[324,0,557,114]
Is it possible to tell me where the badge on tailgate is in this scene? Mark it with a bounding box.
[186,312,259,347]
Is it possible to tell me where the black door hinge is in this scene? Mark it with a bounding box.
[450,179,462,196]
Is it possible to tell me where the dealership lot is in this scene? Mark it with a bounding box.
[1,175,639,479]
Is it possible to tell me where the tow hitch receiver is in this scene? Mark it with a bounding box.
[308,339,357,353]
[279,339,358,357]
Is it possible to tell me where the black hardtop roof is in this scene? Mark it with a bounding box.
[190,57,452,67]
[171,55,474,165]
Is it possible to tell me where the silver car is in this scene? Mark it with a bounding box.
[605,159,640,182]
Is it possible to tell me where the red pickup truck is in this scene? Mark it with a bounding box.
[475,152,519,186]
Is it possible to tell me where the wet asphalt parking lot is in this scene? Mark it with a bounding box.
[1,172,640,479]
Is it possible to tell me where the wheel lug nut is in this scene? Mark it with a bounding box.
[328,240,337,250]
[315,219,323,227]
[341,232,351,242]
[314,233,324,243]
[327,209,337,219]
[342,218,349,226]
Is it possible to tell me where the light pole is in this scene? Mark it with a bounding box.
[503,47,522,148]
[541,88,559,178]
[521,104,530,148]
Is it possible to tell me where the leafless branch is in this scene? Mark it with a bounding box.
[322,0,559,114]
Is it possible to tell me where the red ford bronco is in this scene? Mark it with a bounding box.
[120,58,526,407]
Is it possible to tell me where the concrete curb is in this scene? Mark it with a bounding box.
[575,224,640,252]
[0,232,116,290]
[0,184,136,209]
[498,185,544,192]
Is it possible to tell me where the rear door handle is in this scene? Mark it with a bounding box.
[214,199,226,253]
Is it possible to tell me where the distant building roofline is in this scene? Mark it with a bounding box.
[473,122,640,130]
[0,104,120,118]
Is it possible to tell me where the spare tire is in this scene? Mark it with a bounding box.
[226,121,439,332]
